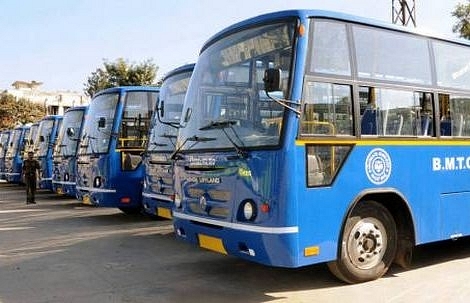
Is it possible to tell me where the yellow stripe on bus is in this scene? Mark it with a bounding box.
[295,138,470,146]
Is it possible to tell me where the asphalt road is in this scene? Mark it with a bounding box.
[1,182,470,303]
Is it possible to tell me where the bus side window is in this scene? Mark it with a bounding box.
[122,152,142,171]
[300,81,353,136]
[359,87,377,135]
[442,94,470,137]
[361,87,434,137]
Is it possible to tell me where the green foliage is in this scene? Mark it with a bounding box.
[0,94,45,130]
[84,58,158,97]
[452,1,470,39]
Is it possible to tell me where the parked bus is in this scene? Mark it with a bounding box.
[34,115,63,190]
[142,64,195,218]
[171,10,470,283]
[0,130,11,180]
[5,125,30,183]
[52,106,87,197]
[76,86,159,214]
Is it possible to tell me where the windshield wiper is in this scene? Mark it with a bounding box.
[199,120,248,158]
[199,120,237,131]
[170,135,216,160]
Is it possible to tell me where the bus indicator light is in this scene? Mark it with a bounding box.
[298,24,306,36]
[260,203,270,213]
[304,246,320,257]
[120,197,131,203]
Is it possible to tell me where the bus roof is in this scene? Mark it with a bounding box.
[94,86,160,97]
[13,125,30,130]
[200,9,469,53]
[162,63,195,83]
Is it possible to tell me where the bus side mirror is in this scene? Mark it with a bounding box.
[66,127,75,138]
[263,68,282,92]
[98,117,106,128]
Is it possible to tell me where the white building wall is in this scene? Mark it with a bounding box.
[3,81,89,115]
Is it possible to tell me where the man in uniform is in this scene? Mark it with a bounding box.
[22,151,40,204]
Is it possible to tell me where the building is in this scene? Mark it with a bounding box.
[2,80,89,115]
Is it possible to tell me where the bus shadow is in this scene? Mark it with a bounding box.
[388,237,470,276]
[175,237,470,296]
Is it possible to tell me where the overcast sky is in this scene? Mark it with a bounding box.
[0,0,463,92]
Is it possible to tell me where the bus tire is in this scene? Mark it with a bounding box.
[327,200,397,283]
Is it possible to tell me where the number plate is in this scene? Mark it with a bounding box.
[157,207,172,219]
[198,234,227,255]
[83,195,91,205]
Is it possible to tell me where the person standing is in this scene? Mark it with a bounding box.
[22,151,40,204]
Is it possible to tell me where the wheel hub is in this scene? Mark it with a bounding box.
[347,220,387,269]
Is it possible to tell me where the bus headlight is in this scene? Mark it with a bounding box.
[93,176,102,188]
[240,200,257,221]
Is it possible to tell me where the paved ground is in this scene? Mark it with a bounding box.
[2,182,470,303]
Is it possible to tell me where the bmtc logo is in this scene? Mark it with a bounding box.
[365,148,392,185]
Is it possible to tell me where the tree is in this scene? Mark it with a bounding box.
[84,58,158,97]
[0,94,45,130]
[452,1,470,39]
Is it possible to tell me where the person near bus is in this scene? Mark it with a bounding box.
[22,151,40,204]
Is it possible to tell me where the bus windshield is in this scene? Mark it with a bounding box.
[55,110,84,157]
[178,21,295,152]
[36,121,54,157]
[80,93,119,155]
[6,129,21,157]
[0,133,9,157]
[148,71,191,152]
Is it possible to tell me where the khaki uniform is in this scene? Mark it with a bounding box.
[22,158,40,203]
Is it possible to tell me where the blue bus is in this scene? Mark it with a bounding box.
[52,106,87,197]
[76,86,159,214]
[5,125,30,183]
[0,130,11,180]
[34,115,63,190]
[171,10,470,283]
[142,64,195,218]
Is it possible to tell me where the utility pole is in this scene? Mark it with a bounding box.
[392,0,416,27]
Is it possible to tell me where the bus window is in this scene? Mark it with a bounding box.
[353,25,432,85]
[360,87,434,137]
[306,144,352,187]
[434,41,470,89]
[301,82,353,136]
[310,20,351,76]
[440,94,470,137]
[118,91,156,149]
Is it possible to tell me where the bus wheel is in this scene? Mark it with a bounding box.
[327,201,397,283]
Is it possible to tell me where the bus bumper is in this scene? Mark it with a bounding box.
[173,214,301,268]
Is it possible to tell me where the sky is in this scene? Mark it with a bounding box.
[0,0,464,93]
